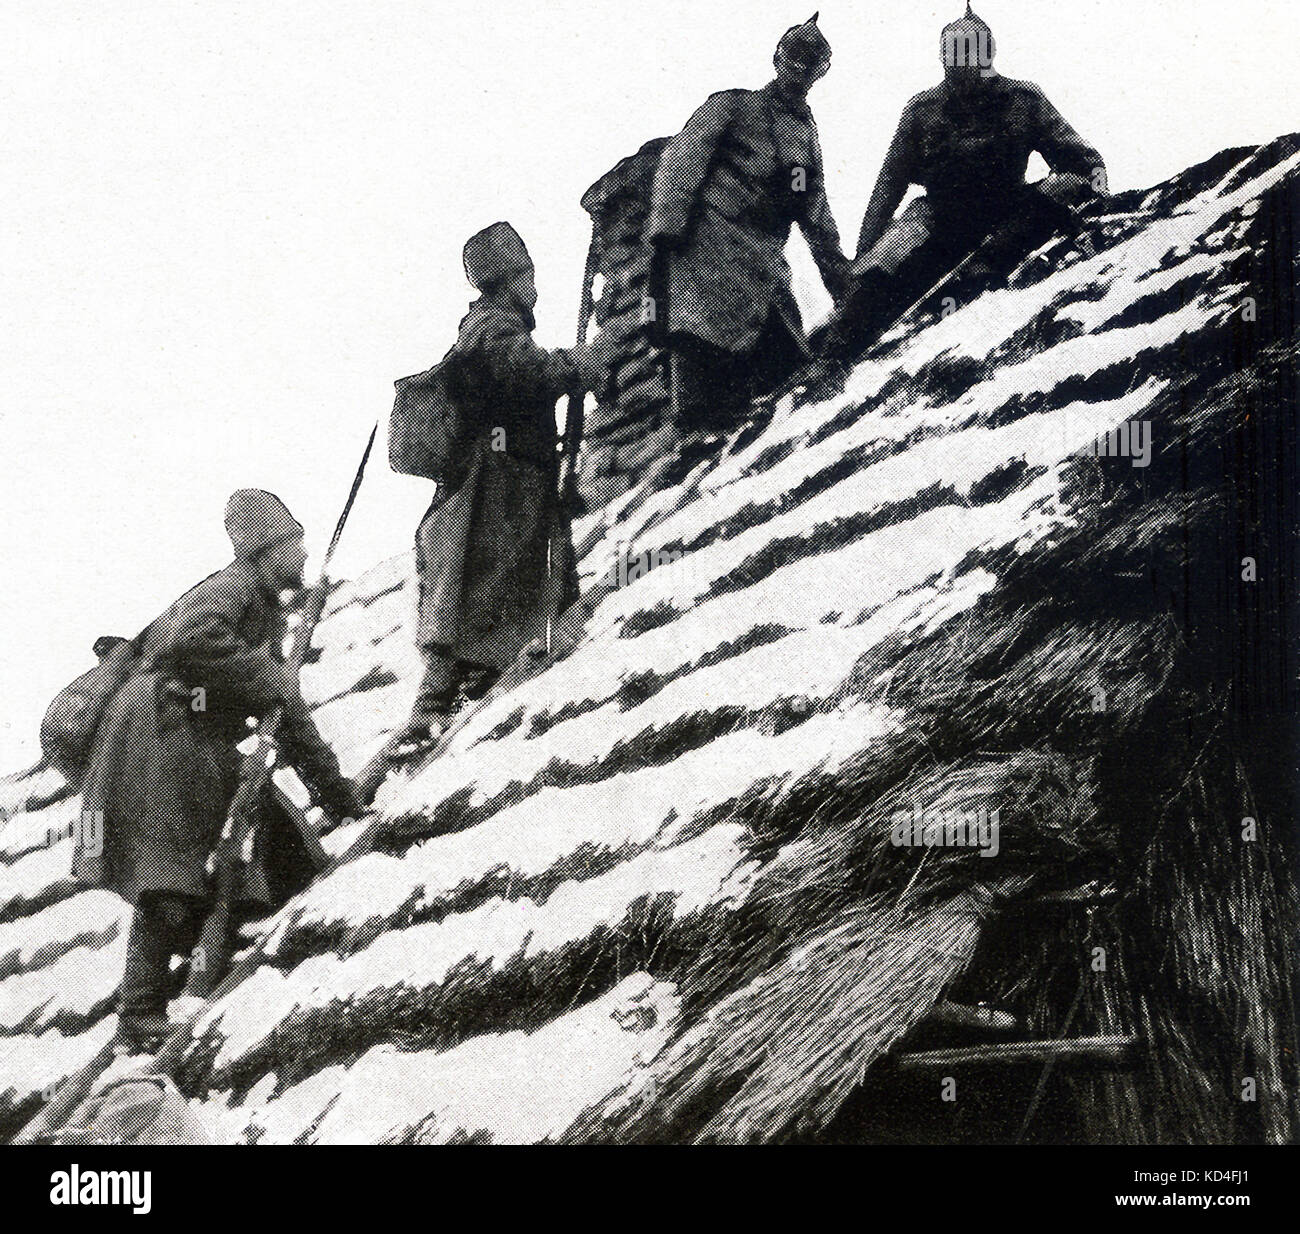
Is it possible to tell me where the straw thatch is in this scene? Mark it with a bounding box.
[2,134,1297,1144]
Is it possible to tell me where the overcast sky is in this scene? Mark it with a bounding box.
[1,0,1296,771]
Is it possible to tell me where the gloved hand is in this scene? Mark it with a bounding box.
[319,776,365,823]
[570,334,610,393]
[1041,171,1104,210]
[823,257,852,311]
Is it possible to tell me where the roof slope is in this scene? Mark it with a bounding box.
[2,135,1298,1144]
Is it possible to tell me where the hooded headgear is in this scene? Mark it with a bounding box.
[941,3,996,68]
[775,13,832,71]
[224,489,303,561]
[462,221,534,292]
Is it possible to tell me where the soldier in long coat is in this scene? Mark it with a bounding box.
[828,5,1107,355]
[76,489,361,1047]
[388,223,606,760]
[645,15,850,434]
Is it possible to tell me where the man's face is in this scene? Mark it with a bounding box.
[504,267,539,312]
[944,62,986,92]
[941,22,995,88]
[260,534,308,592]
[774,51,828,98]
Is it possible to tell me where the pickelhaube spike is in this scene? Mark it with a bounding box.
[942,2,995,64]
[777,12,832,68]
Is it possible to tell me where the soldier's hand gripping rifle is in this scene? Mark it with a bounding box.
[188,422,379,998]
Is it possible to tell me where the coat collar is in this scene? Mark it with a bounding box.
[762,80,813,121]
[227,556,280,607]
[468,289,536,333]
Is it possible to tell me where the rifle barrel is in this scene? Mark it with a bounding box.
[322,422,378,576]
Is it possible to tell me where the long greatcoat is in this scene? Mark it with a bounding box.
[415,293,582,672]
[645,82,850,355]
[74,560,348,909]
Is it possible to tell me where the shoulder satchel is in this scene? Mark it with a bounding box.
[389,347,473,483]
[40,635,142,785]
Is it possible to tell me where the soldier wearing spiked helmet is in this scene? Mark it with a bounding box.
[831,5,1107,354]
[645,14,850,433]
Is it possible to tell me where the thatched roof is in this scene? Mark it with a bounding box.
[2,135,1298,1144]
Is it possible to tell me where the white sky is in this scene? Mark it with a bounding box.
[1,0,1296,771]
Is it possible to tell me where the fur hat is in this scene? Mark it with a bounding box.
[224,489,303,560]
[463,222,534,292]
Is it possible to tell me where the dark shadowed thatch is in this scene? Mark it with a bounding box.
[568,315,1300,1143]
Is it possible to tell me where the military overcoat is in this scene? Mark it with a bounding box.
[857,73,1106,256]
[646,82,850,354]
[75,560,351,908]
[415,293,582,672]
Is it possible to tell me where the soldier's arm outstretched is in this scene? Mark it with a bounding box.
[1028,85,1107,193]
[857,105,917,259]
[798,128,851,302]
[276,695,361,820]
[472,311,602,399]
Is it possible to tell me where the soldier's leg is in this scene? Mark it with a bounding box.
[828,200,943,358]
[750,314,811,401]
[668,342,708,435]
[459,661,501,700]
[354,647,465,803]
[952,179,1095,300]
[669,337,749,436]
[118,893,199,1042]
[411,647,463,726]
[662,342,756,492]
[182,899,235,999]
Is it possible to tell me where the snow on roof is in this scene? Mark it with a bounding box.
[2,134,1297,1144]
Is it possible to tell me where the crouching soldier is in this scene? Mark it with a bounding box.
[645,14,850,436]
[75,489,362,1050]
[825,4,1107,357]
[372,222,608,783]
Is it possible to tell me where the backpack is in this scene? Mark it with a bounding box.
[40,635,141,786]
[389,349,471,483]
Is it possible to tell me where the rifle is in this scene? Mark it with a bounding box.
[15,423,378,1143]
[187,422,378,997]
[544,229,602,657]
[559,229,602,500]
